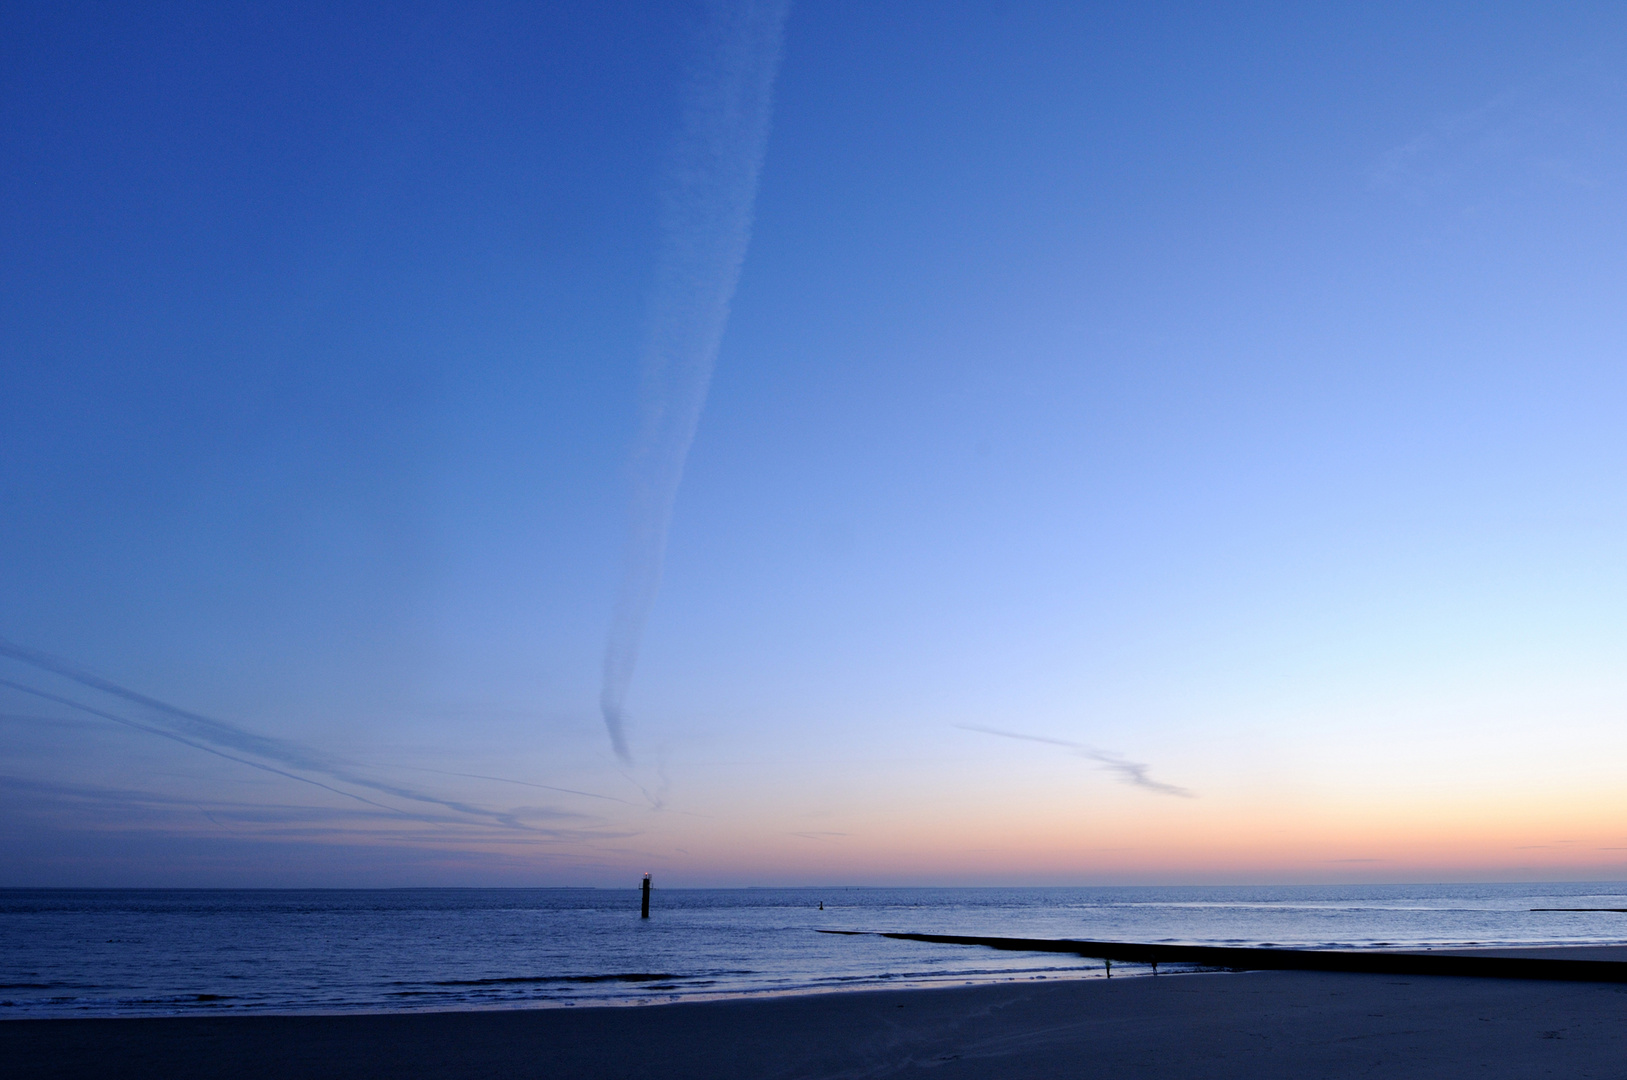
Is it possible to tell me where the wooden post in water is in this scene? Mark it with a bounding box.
[641,873,651,919]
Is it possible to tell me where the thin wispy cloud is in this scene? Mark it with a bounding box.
[0,774,637,849]
[402,767,634,806]
[0,637,616,834]
[600,0,791,762]
[1370,69,1627,206]
[958,724,1194,798]
[0,673,407,817]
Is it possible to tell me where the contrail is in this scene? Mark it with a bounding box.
[600,0,791,762]
[0,774,639,847]
[0,674,406,816]
[402,766,635,805]
[0,637,583,830]
[958,724,1194,798]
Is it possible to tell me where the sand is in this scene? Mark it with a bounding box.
[9,961,1627,1079]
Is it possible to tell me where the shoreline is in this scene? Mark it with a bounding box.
[9,946,1627,1078]
[9,966,1627,1079]
[7,942,1627,1022]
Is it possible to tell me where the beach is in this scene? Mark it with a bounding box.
[9,959,1627,1079]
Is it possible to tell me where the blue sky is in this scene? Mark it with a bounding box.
[4,2,1627,885]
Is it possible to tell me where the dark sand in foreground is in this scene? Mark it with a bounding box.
[9,950,1627,1079]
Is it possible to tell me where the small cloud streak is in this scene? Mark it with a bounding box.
[958,724,1194,798]
[1369,70,1627,207]
[403,766,633,806]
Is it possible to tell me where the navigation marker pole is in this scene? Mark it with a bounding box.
[642,874,651,919]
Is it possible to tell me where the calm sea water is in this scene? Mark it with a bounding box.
[4,883,1627,1017]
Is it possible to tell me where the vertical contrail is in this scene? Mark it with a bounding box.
[600,0,790,761]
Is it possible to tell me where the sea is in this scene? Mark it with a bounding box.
[4,883,1627,1018]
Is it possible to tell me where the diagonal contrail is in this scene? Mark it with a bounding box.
[600,0,791,762]
[0,675,405,816]
[958,724,1194,798]
[0,637,582,829]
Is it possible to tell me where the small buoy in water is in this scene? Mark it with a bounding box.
[818,901,824,910]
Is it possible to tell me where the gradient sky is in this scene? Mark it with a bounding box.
[5,1,1627,887]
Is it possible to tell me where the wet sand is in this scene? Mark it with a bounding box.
[8,960,1627,1079]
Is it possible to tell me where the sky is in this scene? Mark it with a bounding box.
[3,1,1627,887]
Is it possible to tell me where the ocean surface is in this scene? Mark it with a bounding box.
[5,883,1627,1018]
